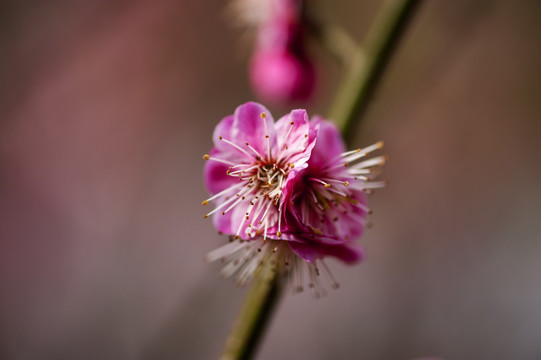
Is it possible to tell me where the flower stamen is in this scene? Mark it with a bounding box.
[202,155,236,166]
[309,177,331,188]
[245,142,264,160]
[218,136,254,158]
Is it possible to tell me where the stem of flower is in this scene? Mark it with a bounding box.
[220,260,284,360]
[328,0,422,142]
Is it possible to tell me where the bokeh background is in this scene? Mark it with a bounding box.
[1,1,541,359]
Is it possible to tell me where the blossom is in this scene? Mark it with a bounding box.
[250,46,315,104]
[280,118,387,264]
[202,101,318,241]
[231,0,315,103]
[252,1,315,104]
[203,103,385,294]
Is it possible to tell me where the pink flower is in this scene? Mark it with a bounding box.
[281,118,387,264]
[250,49,315,104]
[203,101,318,241]
[203,104,386,293]
[246,0,315,104]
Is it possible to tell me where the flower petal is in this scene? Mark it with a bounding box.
[308,117,345,169]
[288,241,364,264]
[212,115,234,152]
[213,203,233,234]
[274,109,318,168]
[203,149,238,195]
[230,102,276,158]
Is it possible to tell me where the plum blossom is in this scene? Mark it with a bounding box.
[280,118,387,265]
[249,0,315,103]
[231,0,315,103]
[250,48,314,105]
[202,101,318,241]
[203,103,385,293]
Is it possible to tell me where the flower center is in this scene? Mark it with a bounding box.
[226,159,288,239]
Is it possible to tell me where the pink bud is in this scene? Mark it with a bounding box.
[249,49,315,104]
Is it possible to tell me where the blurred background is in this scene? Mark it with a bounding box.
[1,1,541,359]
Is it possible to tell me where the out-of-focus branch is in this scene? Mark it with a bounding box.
[327,0,422,143]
